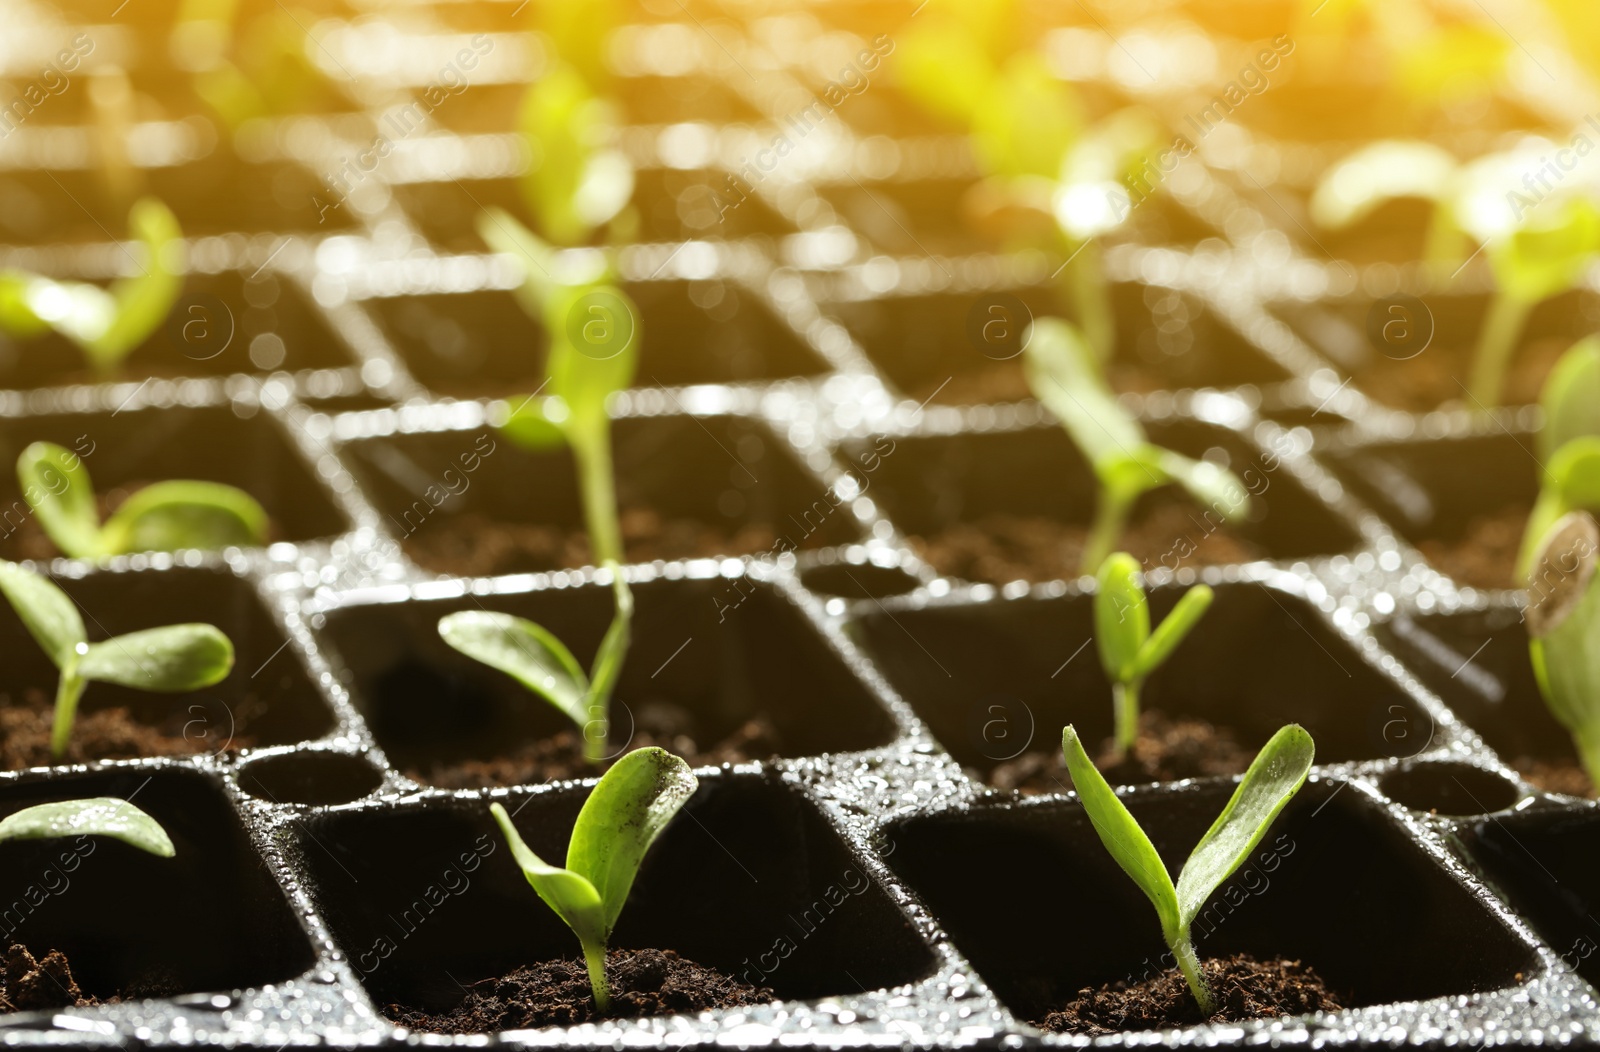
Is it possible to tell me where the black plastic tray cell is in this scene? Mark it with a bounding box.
[851,581,1427,783]
[1285,288,1600,411]
[1373,606,1580,777]
[298,774,936,1015]
[885,781,1537,1025]
[831,282,1285,406]
[315,572,900,779]
[0,159,356,247]
[0,271,353,390]
[0,768,315,1003]
[239,749,387,807]
[390,170,788,255]
[0,404,351,560]
[1323,432,1536,591]
[367,279,824,400]
[343,414,860,575]
[0,566,335,752]
[1466,808,1600,989]
[853,422,1359,570]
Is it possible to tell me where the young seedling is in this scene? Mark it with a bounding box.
[18,442,268,559]
[171,0,329,131]
[1525,511,1600,786]
[1095,553,1214,761]
[0,199,183,377]
[439,567,632,765]
[1537,335,1600,462]
[1023,318,1250,572]
[0,560,235,759]
[515,64,635,249]
[490,746,697,1011]
[0,797,174,857]
[1062,723,1315,1013]
[1510,340,1600,576]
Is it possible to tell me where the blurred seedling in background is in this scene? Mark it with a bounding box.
[439,568,632,765]
[170,0,331,132]
[1062,723,1315,1013]
[1312,142,1600,407]
[18,442,267,560]
[896,0,1164,364]
[0,797,174,857]
[1095,553,1214,762]
[1525,511,1600,788]
[1511,337,1600,577]
[1023,318,1250,572]
[0,200,183,378]
[0,561,234,759]
[491,747,696,1010]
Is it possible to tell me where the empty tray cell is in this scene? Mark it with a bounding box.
[851,580,1427,791]
[885,780,1536,1028]
[1378,761,1522,817]
[1323,432,1536,592]
[0,403,351,561]
[297,772,935,1027]
[367,278,822,400]
[1464,807,1600,989]
[239,749,386,806]
[0,271,352,390]
[0,565,335,766]
[391,169,788,255]
[1284,287,1600,413]
[830,282,1283,407]
[344,414,859,577]
[851,421,1358,584]
[0,767,315,1006]
[315,570,900,787]
[1374,606,1589,797]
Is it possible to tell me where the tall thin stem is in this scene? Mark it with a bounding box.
[582,940,612,1012]
[571,417,621,566]
[1170,933,1215,1015]
[1112,680,1141,759]
[1064,237,1115,365]
[51,669,86,759]
[1082,483,1137,575]
[1468,290,1533,410]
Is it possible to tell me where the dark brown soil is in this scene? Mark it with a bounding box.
[408,703,780,789]
[0,687,253,769]
[989,710,1251,793]
[1415,503,1530,591]
[908,359,1175,407]
[401,506,791,578]
[1036,954,1344,1035]
[910,496,1263,585]
[386,948,774,1033]
[0,942,180,1012]
[1514,756,1594,798]
[1351,336,1568,413]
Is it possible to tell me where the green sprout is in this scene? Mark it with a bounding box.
[1538,335,1600,461]
[0,199,183,377]
[19,442,268,559]
[1062,723,1315,1014]
[1095,553,1214,761]
[0,797,174,857]
[1312,143,1600,408]
[0,560,235,759]
[1023,318,1250,572]
[439,568,632,765]
[490,746,697,1011]
[171,0,331,131]
[516,64,635,249]
[1525,510,1600,787]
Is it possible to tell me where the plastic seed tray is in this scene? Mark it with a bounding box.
[1,0,1598,1047]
